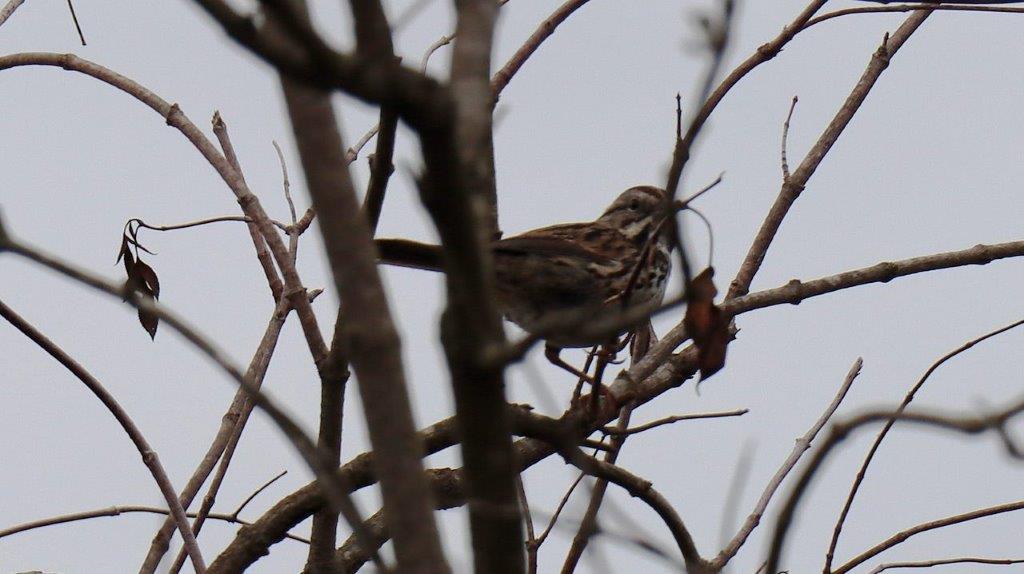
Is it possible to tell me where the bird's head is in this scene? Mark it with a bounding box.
[599,186,677,245]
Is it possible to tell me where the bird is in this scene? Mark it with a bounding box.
[375,185,676,378]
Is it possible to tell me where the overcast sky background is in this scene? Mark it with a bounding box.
[2,1,1024,573]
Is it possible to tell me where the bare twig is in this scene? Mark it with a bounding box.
[0,300,207,573]
[711,358,862,569]
[65,0,86,45]
[668,0,828,197]
[780,96,798,181]
[603,408,748,436]
[273,141,298,225]
[363,106,399,235]
[558,446,711,573]
[534,472,586,551]
[0,505,310,544]
[157,302,291,574]
[211,113,289,305]
[130,215,290,233]
[868,556,1024,574]
[562,405,635,573]
[491,0,594,97]
[0,232,377,568]
[231,470,288,519]
[665,0,736,201]
[0,0,26,28]
[728,11,933,299]
[271,140,301,260]
[767,403,1024,574]
[837,502,1024,574]
[723,239,1024,319]
[824,317,1024,572]
[420,34,453,71]
[807,3,1024,29]
[516,476,538,574]
[147,114,292,574]
[0,53,329,364]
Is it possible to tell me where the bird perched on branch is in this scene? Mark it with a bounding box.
[375,186,678,377]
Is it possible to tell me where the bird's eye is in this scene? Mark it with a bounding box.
[629,199,640,211]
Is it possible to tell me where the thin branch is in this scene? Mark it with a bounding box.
[131,215,290,233]
[420,34,454,72]
[603,408,748,436]
[767,402,1024,574]
[344,124,380,163]
[0,300,206,573]
[275,1,444,570]
[272,140,302,263]
[667,0,828,199]
[711,358,862,569]
[534,472,586,550]
[167,466,290,573]
[0,505,310,544]
[435,1,523,572]
[0,53,329,363]
[665,0,737,201]
[562,405,635,573]
[0,232,377,568]
[868,556,1024,574]
[141,299,289,573]
[65,0,86,45]
[837,501,1024,574]
[728,10,933,298]
[232,471,288,519]
[664,0,737,298]
[723,239,1024,319]
[807,3,1024,29]
[490,0,594,97]
[0,0,25,28]
[362,106,398,235]
[418,0,508,74]
[516,476,538,574]
[824,317,1024,572]
[780,96,798,181]
[558,446,711,573]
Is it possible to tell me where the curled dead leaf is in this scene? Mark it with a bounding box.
[684,267,729,378]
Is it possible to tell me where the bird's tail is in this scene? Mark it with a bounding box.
[375,238,445,272]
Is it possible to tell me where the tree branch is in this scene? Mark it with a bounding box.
[0,505,310,544]
[824,317,1024,572]
[0,300,207,573]
[0,0,25,28]
[490,0,594,97]
[0,230,375,570]
[767,403,1024,574]
[728,9,934,298]
[432,2,524,571]
[273,1,448,571]
[710,358,862,569]
[140,302,291,574]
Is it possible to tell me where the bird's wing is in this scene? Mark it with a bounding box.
[495,224,616,265]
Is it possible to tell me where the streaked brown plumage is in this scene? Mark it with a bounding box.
[376,186,674,350]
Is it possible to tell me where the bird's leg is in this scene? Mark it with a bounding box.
[599,333,632,366]
[550,345,621,418]
[569,346,599,405]
[587,339,625,417]
[546,344,595,385]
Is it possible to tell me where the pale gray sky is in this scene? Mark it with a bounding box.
[2,1,1023,573]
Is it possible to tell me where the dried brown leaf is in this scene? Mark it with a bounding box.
[684,267,729,378]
